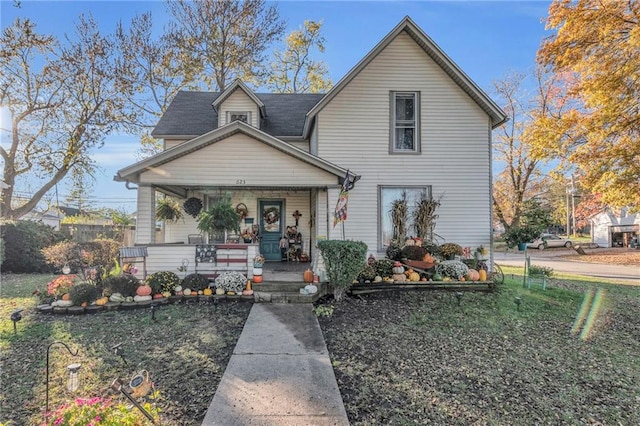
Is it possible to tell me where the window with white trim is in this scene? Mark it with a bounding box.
[390,92,420,152]
[379,186,431,248]
[227,111,250,124]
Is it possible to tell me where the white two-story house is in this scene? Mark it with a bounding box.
[115,16,507,277]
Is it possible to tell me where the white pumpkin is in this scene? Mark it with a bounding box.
[134,295,152,302]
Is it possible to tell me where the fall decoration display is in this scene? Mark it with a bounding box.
[183,197,203,218]
[136,285,152,296]
[303,269,314,283]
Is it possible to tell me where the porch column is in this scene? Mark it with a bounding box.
[136,184,156,244]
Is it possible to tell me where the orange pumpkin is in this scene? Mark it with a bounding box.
[467,269,480,281]
[423,254,435,263]
[303,269,314,283]
[136,285,152,296]
[61,293,70,301]
[253,275,263,284]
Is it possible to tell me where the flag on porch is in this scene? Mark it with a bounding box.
[333,170,351,228]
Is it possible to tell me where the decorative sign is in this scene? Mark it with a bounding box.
[195,244,216,263]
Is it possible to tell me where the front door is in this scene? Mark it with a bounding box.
[259,200,284,261]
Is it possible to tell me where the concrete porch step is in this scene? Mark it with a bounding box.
[252,281,327,304]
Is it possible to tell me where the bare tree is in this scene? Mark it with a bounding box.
[166,0,286,91]
[0,16,126,219]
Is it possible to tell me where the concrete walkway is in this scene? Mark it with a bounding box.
[201,304,349,426]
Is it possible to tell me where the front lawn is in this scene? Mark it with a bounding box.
[317,276,640,424]
[0,273,252,425]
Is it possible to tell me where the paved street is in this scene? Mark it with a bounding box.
[494,249,639,283]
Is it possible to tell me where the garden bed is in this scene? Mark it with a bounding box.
[349,281,494,295]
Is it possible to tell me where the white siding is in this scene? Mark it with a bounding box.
[136,185,155,244]
[317,32,492,253]
[164,139,187,150]
[218,90,260,128]
[139,133,338,187]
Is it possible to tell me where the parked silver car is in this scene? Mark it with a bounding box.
[527,234,573,250]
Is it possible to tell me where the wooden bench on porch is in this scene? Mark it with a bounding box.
[195,244,251,280]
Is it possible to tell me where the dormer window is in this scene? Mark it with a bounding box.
[227,111,250,124]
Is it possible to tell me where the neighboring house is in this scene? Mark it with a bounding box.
[20,209,62,231]
[116,17,507,276]
[590,209,640,248]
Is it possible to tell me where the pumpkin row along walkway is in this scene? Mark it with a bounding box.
[201,303,349,425]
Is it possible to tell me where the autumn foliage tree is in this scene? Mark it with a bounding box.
[536,0,640,211]
[268,20,332,93]
[0,16,127,219]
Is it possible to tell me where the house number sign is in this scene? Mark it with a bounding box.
[236,179,246,185]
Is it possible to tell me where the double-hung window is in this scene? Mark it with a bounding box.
[379,185,431,249]
[390,91,420,153]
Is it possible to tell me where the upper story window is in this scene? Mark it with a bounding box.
[227,111,250,124]
[390,92,420,153]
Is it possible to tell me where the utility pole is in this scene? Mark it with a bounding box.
[571,175,578,237]
[566,182,571,237]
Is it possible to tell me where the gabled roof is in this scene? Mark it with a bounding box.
[118,120,357,184]
[151,92,324,138]
[302,16,508,137]
[211,79,266,117]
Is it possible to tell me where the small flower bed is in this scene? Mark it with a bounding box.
[47,395,159,425]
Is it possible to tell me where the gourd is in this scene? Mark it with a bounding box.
[215,287,225,295]
[51,300,73,307]
[134,295,152,302]
[253,275,263,284]
[136,285,152,296]
[392,273,406,282]
[203,288,213,296]
[95,297,109,306]
[432,273,443,282]
[109,293,125,303]
[153,293,164,299]
[408,272,420,282]
[162,291,172,298]
[467,269,480,281]
[373,276,383,283]
[303,269,314,283]
[478,269,487,282]
[242,289,254,296]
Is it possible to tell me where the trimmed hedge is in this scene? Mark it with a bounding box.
[318,239,367,301]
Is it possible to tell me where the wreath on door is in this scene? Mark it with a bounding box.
[263,207,279,224]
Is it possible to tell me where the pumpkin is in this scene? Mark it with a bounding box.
[420,277,427,281]
[226,291,235,296]
[392,266,405,275]
[136,285,152,296]
[183,288,192,296]
[95,297,109,306]
[203,288,213,296]
[423,254,435,263]
[81,302,88,308]
[479,269,487,282]
[134,295,152,302]
[253,275,263,284]
[432,273,443,282]
[153,293,164,299]
[215,287,225,295]
[408,272,420,282]
[61,293,70,301]
[109,293,125,303]
[303,269,314,283]
[467,269,480,281]
[392,273,406,282]
[242,289,254,296]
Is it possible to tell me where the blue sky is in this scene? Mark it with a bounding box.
[1,0,552,212]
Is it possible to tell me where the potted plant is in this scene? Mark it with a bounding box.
[197,194,241,242]
[214,271,246,295]
[183,197,203,218]
[503,226,539,250]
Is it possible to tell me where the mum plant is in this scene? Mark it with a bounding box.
[214,271,246,293]
[439,243,463,259]
[146,271,181,294]
[46,274,79,298]
[435,260,470,280]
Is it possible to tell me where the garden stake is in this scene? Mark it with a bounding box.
[110,378,156,423]
[515,297,522,311]
[45,341,81,424]
[112,342,127,365]
[150,303,158,321]
[10,308,23,333]
[454,292,463,306]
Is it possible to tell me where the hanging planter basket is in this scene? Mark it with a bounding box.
[183,197,203,218]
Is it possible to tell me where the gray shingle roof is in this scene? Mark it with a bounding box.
[151,91,325,138]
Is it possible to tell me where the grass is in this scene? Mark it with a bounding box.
[0,273,252,425]
[317,274,640,425]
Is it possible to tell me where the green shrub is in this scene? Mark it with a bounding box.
[318,240,367,301]
[80,238,120,272]
[400,245,428,261]
[0,220,62,272]
[385,240,402,261]
[102,274,140,297]
[69,282,98,305]
[181,273,210,291]
[146,271,180,294]
[373,259,394,278]
[529,265,554,278]
[357,264,376,281]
